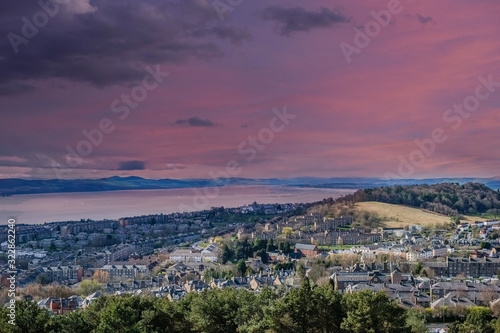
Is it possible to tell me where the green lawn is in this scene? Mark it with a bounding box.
[318,245,353,250]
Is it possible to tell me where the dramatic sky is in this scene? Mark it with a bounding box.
[1,0,499,180]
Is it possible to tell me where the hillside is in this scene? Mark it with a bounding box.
[1,176,499,196]
[354,201,486,228]
[310,182,499,229]
[335,182,500,217]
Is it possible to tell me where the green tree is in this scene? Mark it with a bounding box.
[311,285,344,333]
[256,249,268,264]
[283,242,292,253]
[448,321,461,333]
[282,227,293,238]
[233,289,263,333]
[341,290,406,333]
[494,317,500,333]
[451,215,461,225]
[35,273,49,285]
[275,262,295,271]
[308,263,326,283]
[77,279,103,296]
[253,238,267,252]
[406,308,427,333]
[460,307,494,333]
[220,244,233,264]
[281,279,315,333]
[0,300,51,333]
[267,239,276,252]
[50,308,99,333]
[49,242,57,252]
[296,264,306,280]
[234,239,253,260]
[481,241,492,250]
[413,262,423,276]
[236,259,247,276]
[188,288,240,333]
[264,298,296,333]
[264,282,343,333]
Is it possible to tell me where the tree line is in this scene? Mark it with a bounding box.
[219,238,293,266]
[5,279,500,332]
[0,281,413,333]
[320,182,500,217]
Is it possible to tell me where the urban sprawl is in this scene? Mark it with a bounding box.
[2,202,500,325]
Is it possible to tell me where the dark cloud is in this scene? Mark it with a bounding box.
[0,82,35,95]
[406,14,436,25]
[208,26,252,45]
[118,160,146,170]
[0,0,252,96]
[417,14,435,24]
[190,26,252,45]
[259,6,350,36]
[173,116,217,127]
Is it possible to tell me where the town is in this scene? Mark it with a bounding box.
[2,198,500,329]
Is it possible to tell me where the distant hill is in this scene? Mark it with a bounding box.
[0,176,499,197]
[325,182,500,216]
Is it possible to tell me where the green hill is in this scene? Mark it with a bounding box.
[328,182,500,217]
[354,201,486,228]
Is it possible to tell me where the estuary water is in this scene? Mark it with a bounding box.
[0,185,354,225]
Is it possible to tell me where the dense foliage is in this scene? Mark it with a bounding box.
[0,283,414,333]
[219,238,291,265]
[326,182,500,216]
[448,307,498,333]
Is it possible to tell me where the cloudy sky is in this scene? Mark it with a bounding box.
[1,0,499,180]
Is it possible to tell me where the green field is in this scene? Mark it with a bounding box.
[318,245,353,250]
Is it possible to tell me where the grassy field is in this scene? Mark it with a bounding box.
[354,201,487,228]
[318,245,353,250]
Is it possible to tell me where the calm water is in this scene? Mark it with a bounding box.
[0,186,354,225]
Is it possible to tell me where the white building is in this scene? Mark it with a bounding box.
[406,249,433,261]
[170,246,219,263]
[201,244,219,263]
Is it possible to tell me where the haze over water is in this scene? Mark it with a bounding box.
[0,186,354,225]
